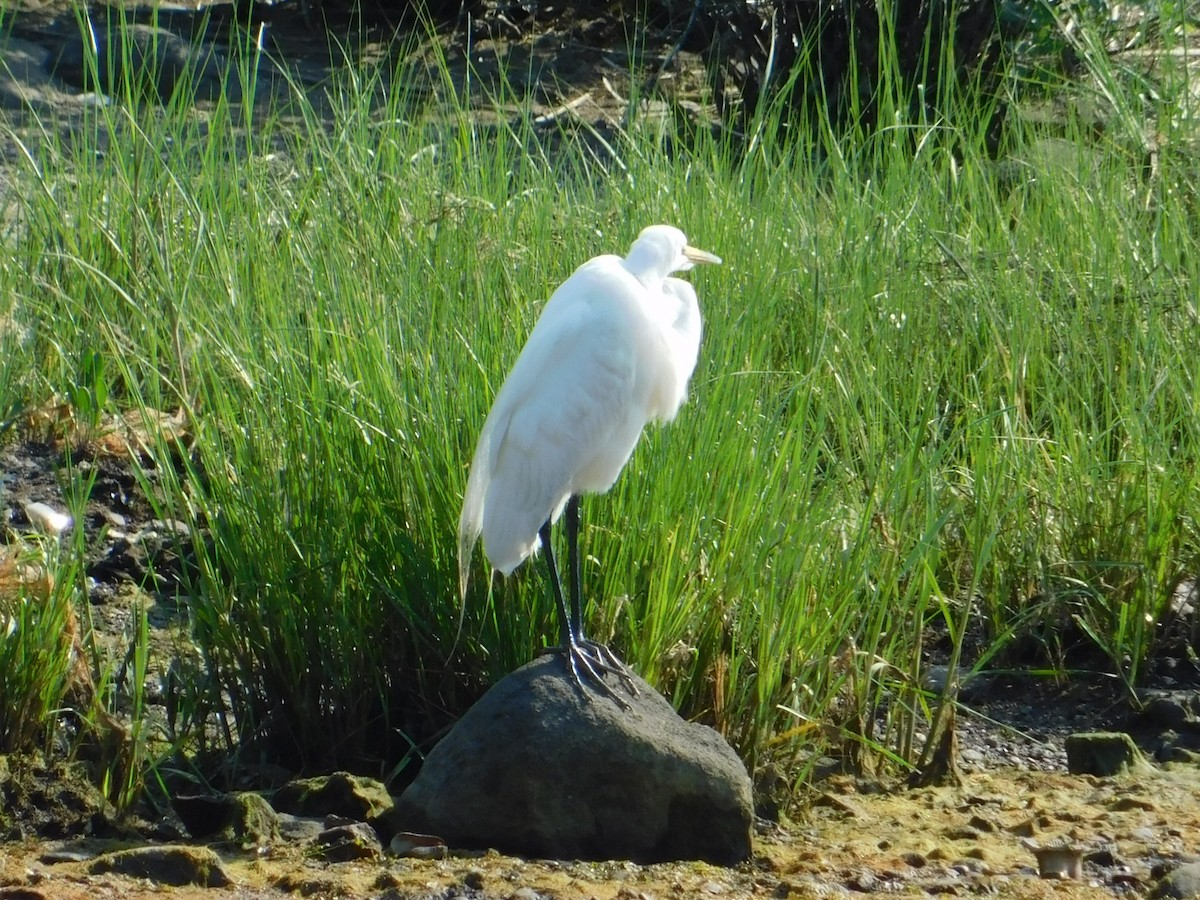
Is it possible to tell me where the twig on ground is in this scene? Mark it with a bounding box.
[534,92,594,128]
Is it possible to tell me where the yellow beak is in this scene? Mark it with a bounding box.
[684,245,722,266]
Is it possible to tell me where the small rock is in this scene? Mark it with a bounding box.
[845,870,877,892]
[88,846,231,887]
[371,870,405,891]
[389,831,447,859]
[1110,795,1156,812]
[942,825,982,841]
[272,771,393,823]
[754,764,788,822]
[922,665,985,696]
[1065,732,1150,776]
[1165,747,1200,766]
[1154,860,1200,899]
[315,822,382,862]
[1025,842,1083,880]
[1142,696,1192,731]
[966,815,994,833]
[952,855,989,874]
[460,869,485,890]
[173,791,279,843]
[271,873,342,896]
[275,813,325,844]
[38,848,96,865]
[921,879,962,895]
[98,508,127,528]
[1007,818,1038,837]
[22,502,71,537]
[0,37,62,111]
[814,793,862,817]
[1085,847,1126,868]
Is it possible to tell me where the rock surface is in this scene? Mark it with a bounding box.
[315,821,384,862]
[272,771,393,823]
[48,23,225,102]
[390,655,753,865]
[1065,731,1150,776]
[172,791,280,844]
[87,845,231,887]
[1155,860,1200,898]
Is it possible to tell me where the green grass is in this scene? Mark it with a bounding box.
[0,538,79,754]
[1,3,1198,799]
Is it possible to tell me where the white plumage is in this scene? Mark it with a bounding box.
[457,224,720,699]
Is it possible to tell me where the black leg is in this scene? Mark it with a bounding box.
[540,516,613,700]
[537,506,637,708]
[565,496,638,701]
[565,495,583,643]
[539,519,571,649]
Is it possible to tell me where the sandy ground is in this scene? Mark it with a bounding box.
[3,765,1199,898]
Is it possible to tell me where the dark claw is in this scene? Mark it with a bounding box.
[542,640,638,708]
[580,640,638,696]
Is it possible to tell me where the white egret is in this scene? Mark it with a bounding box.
[458,224,721,702]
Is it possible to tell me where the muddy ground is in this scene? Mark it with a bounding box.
[4,735,1200,898]
[3,3,1200,897]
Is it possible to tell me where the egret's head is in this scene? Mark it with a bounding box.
[625,225,722,282]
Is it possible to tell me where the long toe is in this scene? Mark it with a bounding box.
[581,640,639,696]
[554,643,633,709]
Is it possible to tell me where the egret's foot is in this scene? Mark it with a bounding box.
[579,639,639,696]
[540,641,637,707]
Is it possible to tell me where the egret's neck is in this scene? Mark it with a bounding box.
[622,250,671,288]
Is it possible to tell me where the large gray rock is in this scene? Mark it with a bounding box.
[389,655,753,865]
[0,37,72,111]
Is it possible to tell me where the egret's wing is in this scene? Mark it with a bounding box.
[459,259,647,581]
[458,419,493,601]
[653,277,703,420]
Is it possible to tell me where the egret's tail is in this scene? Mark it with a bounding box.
[457,523,479,604]
[457,430,489,603]
[446,445,486,669]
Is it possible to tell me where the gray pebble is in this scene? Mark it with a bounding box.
[1155,861,1200,899]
